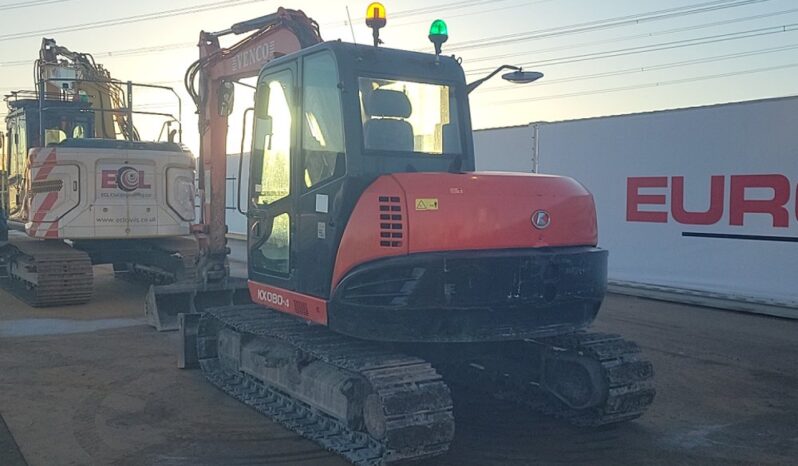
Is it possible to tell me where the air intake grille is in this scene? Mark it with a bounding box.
[378,195,403,248]
[294,300,309,318]
[31,179,63,194]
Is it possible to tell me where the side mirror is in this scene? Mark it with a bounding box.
[218,81,235,117]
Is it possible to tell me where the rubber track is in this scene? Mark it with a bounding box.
[0,238,92,307]
[197,305,455,465]
[442,332,655,427]
[536,332,655,426]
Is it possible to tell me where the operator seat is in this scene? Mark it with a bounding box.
[363,89,414,152]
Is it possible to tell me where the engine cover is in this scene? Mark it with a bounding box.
[23,141,195,239]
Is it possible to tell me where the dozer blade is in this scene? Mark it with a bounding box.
[145,277,251,331]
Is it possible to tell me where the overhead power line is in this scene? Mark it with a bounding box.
[466,22,798,75]
[0,0,776,75]
[442,0,774,52]
[0,0,71,11]
[323,0,503,26]
[489,62,798,104]
[464,6,798,65]
[392,1,540,29]
[0,0,265,43]
[0,0,531,66]
[0,42,195,68]
[325,0,553,28]
[480,42,798,92]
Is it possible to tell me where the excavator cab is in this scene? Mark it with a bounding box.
[248,42,472,299]
[1,99,94,224]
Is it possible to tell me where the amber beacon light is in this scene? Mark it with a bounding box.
[365,2,386,47]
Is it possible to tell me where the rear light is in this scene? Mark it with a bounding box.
[167,168,195,221]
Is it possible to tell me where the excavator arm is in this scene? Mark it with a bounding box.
[186,7,322,281]
[37,38,134,140]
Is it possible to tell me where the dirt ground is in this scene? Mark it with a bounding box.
[1,265,797,466]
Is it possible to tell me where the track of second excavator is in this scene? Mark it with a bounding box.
[0,236,93,306]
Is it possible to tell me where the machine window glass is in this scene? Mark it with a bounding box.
[45,129,67,145]
[8,118,26,215]
[252,213,291,276]
[302,52,344,188]
[359,77,461,155]
[252,69,293,206]
[72,124,86,139]
[12,118,26,178]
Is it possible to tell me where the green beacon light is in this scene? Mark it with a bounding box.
[428,19,448,55]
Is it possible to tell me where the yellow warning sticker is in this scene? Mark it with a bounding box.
[415,198,439,211]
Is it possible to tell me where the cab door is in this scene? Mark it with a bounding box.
[295,50,347,298]
[248,64,298,291]
[6,115,27,221]
[1,128,8,214]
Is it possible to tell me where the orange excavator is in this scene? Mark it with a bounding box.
[147,5,655,464]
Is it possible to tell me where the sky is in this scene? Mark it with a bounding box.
[1,0,797,154]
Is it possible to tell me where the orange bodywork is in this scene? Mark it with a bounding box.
[332,171,599,290]
[249,280,328,325]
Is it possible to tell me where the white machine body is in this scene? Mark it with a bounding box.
[20,144,195,239]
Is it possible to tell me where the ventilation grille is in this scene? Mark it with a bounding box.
[294,300,309,318]
[31,179,63,194]
[378,195,403,248]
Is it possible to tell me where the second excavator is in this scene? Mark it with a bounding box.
[1,39,198,306]
[149,5,655,464]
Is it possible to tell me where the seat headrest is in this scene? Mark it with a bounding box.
[365,89,412,118]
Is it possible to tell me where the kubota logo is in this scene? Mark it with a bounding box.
[101,166,151,192]
[531,210,551,229]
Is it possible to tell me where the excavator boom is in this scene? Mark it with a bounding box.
[146,8,322,330]
[37,38,134,140]
[190,9,321,267]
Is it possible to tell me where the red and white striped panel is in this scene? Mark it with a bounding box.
[27,148,62,239]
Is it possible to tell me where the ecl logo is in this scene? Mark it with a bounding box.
[101,166,151,192]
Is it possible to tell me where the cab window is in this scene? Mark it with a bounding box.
[359,77,461,155]
[252,69,293,206]
[302,52,344,188]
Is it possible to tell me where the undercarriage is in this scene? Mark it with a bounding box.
[191,304,655,464]
[0,235,93,306]
[0,234,200,307]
